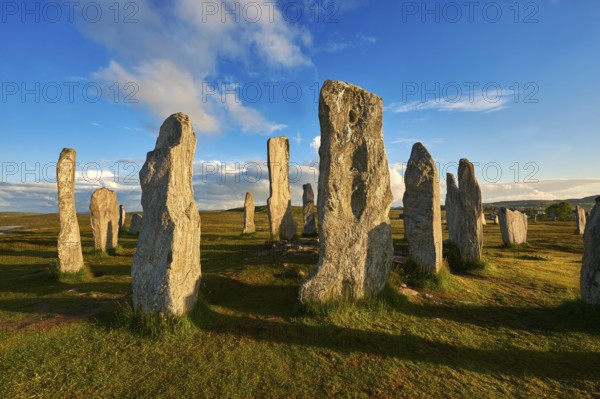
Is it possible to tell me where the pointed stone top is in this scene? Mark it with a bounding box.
[458,159,477,183]
[447,173,457,185]
[409,142,433,161]
[156,113,195,149]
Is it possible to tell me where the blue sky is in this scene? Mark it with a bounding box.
[1,0,599,212]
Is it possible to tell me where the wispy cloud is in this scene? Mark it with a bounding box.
[315,35,377,53]
[385,96,509,114]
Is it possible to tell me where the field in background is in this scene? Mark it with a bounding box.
[0,209,599,398]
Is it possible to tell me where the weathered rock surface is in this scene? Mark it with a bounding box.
[402,143,442,273]
[498,207,528,245]
[302,183,317,236]
[119,205,126,231]
[457,159,483,262]
[131,113,201,316]
[89,188,120,251]
[581,197,600,304]
[300,80,394,303]
[445,173,460,243]
[480,212,487,226]
[242,192,255,234]
[56,148,84,273]
[267,137,297,240]
[129,214,143,234]
[576,206,587,235]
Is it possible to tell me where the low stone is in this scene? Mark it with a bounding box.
[576,205,587,235]
[242,192,255,234]
[89,188,120,251]
[129,214,143,234]
[581,197,600,304]
[119,205,126,231]
[498,207,528,245]
[302,183,317,236]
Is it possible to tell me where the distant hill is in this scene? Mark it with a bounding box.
[484,195,599,211]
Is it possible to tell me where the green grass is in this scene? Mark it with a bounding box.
[0,210,599,398]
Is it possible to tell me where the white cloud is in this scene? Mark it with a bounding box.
[81,0,312,135]
[310,135,321,154]
[385,96,509,114]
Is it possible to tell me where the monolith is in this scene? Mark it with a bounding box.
[402,143,442,273]
[457,159,483,262]
[129,214,143,234]
[56,148,84,273]
[119,205,126,231]
[131,113,201,316]
[302,183,317,236]
[267,137,297,240]
[90,188,120,251]
[576,206,587,235]
[498,207,528,245]
[242,192,255,234]
[581,197,600,304]
[299,80,394,303]
[445,173,459,243]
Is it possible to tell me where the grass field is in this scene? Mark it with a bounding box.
[0,208,599,398]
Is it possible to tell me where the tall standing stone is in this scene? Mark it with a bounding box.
[89,188,120,251]
[302,183,317,236]
[242,192,255,234]
[129,214,143,234]
[581,197,600,304]
[267,137,297,241]
[56,148,84,273]
[498,207,528,245]
[131,113,201,316]
[576,206,587,235]
[119,205,126,231]
[457,159,483,262]
[402,143,442,273]
[300,80,394,303]
[445,173,459,243]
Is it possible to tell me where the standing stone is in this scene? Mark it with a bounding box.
[119,205,126,231]
[457,159,483,262]
[90,188,120,251]
[498,207,528,245]
[480,212,487,226]
[402,143,442,273]
[446,173,460,243]
[242,192,255,234]
[302,183,317,236]
[56,148,84,273]
[300,80,394,303]
[492,214,498,224]
[576,206,587,235]
[581,197,600,304]
[267,137,297,241]
[129,214,143,234]
[131,113,201,316]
